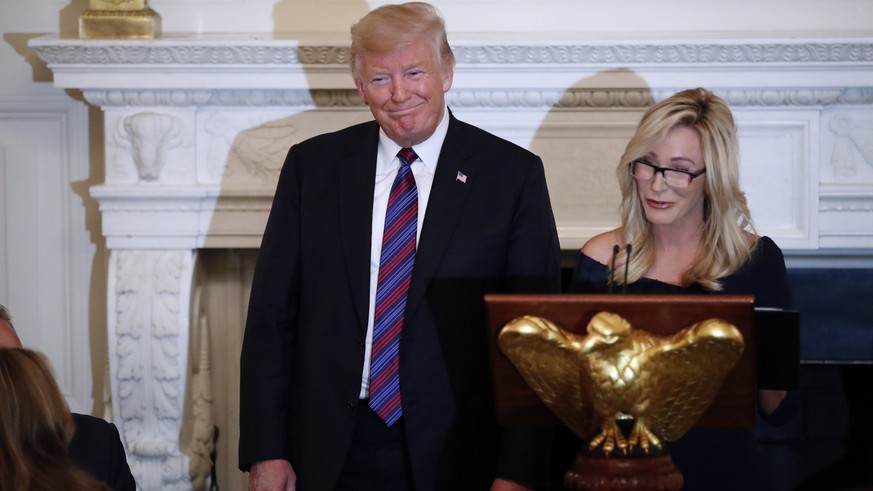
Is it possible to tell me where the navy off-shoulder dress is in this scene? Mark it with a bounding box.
[564,236,796,491]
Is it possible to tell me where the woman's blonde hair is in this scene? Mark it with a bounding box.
[350,2,455,80]
[616,87,754,291]
[0,348,110,491]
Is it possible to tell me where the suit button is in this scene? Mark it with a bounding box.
[346,401,355,411]
[357,338,364,351]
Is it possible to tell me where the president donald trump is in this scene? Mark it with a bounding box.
[239,3,562,490]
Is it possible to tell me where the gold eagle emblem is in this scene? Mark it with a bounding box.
[498,312,744,455]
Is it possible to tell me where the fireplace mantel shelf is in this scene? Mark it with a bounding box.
[31,34,873,91]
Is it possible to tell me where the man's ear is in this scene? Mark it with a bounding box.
[355,79,368,105]
[441,63,454,93]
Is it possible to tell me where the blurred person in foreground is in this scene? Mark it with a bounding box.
[564,87,797,490]
[238,2,561,490]
[0,347,111,491]
[0,304,135,491]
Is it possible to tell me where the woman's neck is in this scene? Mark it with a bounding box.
[651,211,705,248]
[647,222,705,285]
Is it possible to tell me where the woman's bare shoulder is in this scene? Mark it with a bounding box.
[580,229,624,265]
[744,231,761,246]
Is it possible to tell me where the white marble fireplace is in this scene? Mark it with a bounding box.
[29,34,873,490]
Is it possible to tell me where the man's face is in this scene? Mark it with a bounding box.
[355,38,453,148]
[0,320,22,348]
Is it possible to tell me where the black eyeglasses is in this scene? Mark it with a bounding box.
[630,159,706,189]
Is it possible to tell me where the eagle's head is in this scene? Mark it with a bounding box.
[580,312,633,354]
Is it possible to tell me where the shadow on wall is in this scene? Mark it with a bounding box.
[3,33,53,82]
[529,69,653,251]
[273,0,370,35]
[59,0,88,37]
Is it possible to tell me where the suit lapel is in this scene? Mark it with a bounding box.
[338,123,380,334]
[406,114,476,316]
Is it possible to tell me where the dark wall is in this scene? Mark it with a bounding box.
[789,268,873,363]
[781,268,873,490]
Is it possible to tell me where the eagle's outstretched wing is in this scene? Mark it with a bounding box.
[498,315,595,438]
[645,318,745,441]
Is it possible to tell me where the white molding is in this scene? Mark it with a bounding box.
[0,97,93,413]
[71,87,873,109]
[735,111,820,249]
[820,185,873,212]
[28,36,873,66]
[28,36,873,90]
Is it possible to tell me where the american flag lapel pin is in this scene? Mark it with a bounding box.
[456,171,468,184]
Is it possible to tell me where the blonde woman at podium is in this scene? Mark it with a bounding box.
[564,88,797,491]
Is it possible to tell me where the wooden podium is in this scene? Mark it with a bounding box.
[485,294,762,491]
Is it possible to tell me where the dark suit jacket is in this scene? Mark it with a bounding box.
[70,413,136,491]
[239,111,561,490]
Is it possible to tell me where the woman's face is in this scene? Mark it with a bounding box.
[635,126,707,231]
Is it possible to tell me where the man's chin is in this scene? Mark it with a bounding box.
[386,125,425,147]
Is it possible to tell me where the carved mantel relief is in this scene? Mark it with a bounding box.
[116,112,185,181]
[829,113,873,179]
[109,249,195,489]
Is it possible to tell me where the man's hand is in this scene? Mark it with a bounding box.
[491,478,533,491]
[249,459,296,491]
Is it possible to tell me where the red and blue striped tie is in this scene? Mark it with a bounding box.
[369,147,418,426]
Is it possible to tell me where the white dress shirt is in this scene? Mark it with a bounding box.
[359,105,450,398]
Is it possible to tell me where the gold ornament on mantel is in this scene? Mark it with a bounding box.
[498,312,744,456]
[79,0,161,39]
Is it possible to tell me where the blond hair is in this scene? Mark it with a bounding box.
[616,87,754,291]
[0,348,110,491]
[350,2,455,79]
